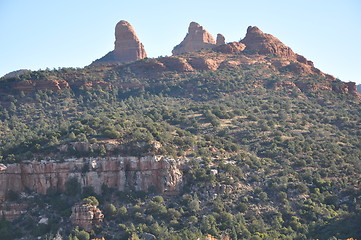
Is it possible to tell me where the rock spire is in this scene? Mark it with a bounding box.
[172,22,216,55]
[113,20,147,62]
[92,20,147,65]
[216,34,225,45]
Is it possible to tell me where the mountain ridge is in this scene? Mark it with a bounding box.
[1,21,359,100]
[0,20,360,240]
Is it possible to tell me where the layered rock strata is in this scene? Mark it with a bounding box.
[0,156,185,201]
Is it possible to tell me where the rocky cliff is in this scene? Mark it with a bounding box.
[172,22,217,55]
[92,20,147,65]
[0,156,185,201]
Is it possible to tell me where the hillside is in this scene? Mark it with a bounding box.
[0,22,360,240]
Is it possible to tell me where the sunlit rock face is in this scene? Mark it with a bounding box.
[91,20,147,65]
[172,22,216,55]
[0,156,186,201]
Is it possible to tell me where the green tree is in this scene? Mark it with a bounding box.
[104,203,117,217]
[83,196,99,206]
[65,178,81,196]
[77,230,90,240]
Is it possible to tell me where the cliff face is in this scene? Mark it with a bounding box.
[0,156,185,201]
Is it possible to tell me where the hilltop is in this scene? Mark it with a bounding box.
[1,21,359,100]
[0,21,360,240]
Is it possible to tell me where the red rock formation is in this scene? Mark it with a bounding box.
[282,62,314,75]
[296,54,314,67]
[213,42,246,54]
[13,79,69,92]
[172,22,216,55]
[71,202,103,231]
[218,60,241,69]
[158,57,194,72]
[189,57,220,71]
[129,59,166,75]
[216,34,225,46]
[0,156,185,201]
[332,82,361,98]
[238,26,342,81]
[241,26,296,59]
[92,20,147,65]
[113,20,147,62]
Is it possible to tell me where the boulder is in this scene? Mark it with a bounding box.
[0,164,7,171]
[172,22,216,55]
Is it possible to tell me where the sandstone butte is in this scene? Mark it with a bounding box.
[92,20,147,65]
[172,22,218,55]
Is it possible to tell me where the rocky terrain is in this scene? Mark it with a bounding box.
[0,20,360,240]
[2,21,359,100]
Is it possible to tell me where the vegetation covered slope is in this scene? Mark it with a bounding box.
[0,49,360,240]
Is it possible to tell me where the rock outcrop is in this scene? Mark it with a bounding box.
[14,79,69,92]
[332,81,361,98]
[241,26,296,59]
[71,202,104,231]
[158,57,194,72]
[239,26,338,79]
[92,20,147,65]
[189,57,220,71]
[216,34,225,46]
[172,22,216,55]
[0,156,185,201]
[214,42,246,54]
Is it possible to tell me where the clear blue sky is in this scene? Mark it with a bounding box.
[1,0,360,84]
